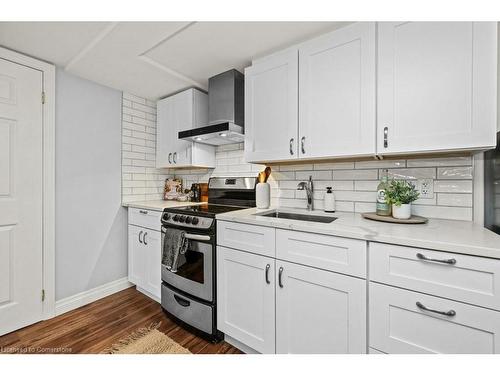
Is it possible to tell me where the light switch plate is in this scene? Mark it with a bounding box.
[418,178,434,199]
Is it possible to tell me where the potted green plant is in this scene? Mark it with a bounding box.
[385,179,420,220]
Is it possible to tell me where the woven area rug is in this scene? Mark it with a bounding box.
[102,323,191,354]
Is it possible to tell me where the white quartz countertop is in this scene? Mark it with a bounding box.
[123,200,203,211]
[216,207,500,259]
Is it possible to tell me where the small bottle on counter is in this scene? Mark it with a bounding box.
[324,187,335,213]
[376,169,391,216]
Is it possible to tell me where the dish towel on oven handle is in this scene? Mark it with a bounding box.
[162,228,190,273]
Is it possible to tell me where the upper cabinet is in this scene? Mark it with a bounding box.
[156,88,216,168]
[299,22,376,159]
[244,22,497,163]
[245,48,299,163]
[377,22,497,155]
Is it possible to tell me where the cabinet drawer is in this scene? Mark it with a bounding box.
[217,221,275,257]
[370,242,500,310]
[128,208,162,231]
[277,230,366,277]
[370,283,500,354]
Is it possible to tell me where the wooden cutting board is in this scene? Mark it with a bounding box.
[362,212,428,224]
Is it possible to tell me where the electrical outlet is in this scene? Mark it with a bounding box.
[418,178,434,199]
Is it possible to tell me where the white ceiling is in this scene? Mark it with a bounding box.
[0,21,349,99]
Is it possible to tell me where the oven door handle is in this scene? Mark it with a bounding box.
[184,233,211,241]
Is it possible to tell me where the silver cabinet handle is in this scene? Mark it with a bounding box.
[265,264,270,284]
[143,232,148,245]
[173,152,177,163]
[383,127,388,148]
[184,233,211,241]
[300,136,306,154]
[139,210,148,215]
[278,266,284,288]
[138,230,143,244]
[417,253,456,265]
[289,138,294,155]
[416,301,456,317]
[168,153,172,164]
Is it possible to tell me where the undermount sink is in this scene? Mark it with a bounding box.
[256,211,337,223]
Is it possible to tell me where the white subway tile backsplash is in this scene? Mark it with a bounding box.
[437,166,473,180]
[121,93,477,221]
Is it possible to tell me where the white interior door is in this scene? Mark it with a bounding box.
[0,58,44,336]
[299,22,376,159]
[244,48,299,163]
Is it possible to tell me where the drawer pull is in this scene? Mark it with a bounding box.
[138,230,143,244]
[416,253,456,265]
[143,232,148,245]
[265,264,271,284]
[416,301,456,317]
[174,294,191,307]
[139,210,148,215]
[278,267,284,288]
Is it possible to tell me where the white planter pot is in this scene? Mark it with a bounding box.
[392,203,412,220]
[256,182,271,209]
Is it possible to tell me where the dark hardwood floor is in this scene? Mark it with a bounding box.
[0,287,241,354]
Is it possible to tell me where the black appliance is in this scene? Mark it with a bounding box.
[485,132,500,234]
[160,177,256,341]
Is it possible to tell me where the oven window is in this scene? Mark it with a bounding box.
[176,248,204,284]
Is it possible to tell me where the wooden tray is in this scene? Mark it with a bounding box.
[362,212,428,224]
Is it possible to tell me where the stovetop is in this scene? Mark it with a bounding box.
[165,203,247,217]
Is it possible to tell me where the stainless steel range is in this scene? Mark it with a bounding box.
[160,177,256,341]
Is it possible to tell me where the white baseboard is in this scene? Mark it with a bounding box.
[55,277,133,316]
[224,335,260,354]
[136,286,161,303]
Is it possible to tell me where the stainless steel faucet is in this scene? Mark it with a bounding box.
[297,175,314,211]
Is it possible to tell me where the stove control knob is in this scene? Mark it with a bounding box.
[173,215,179,222]
[163,213,171,221]
[185,216,192,224]
[179,215,186,223]
[192,217,199,225]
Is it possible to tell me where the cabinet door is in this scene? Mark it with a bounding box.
[128,225,145,287]
[143,230,162,300]
[244,48,298,163]
[156,96,175,168]
[217,246,276,353]
[299,22,376,159]
[370,283,500,354]
[171,89,193,167]
[378,22,497,155]
[276,260,366,354]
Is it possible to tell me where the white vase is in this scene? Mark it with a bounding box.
[256,182,271,209]
[392,203,412,220]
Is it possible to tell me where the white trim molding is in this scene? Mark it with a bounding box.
[55,278,133,316]
[0,46,56,320]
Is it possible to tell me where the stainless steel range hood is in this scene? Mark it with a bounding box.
[178,69,244,145]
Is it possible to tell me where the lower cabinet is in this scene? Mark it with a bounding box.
[276,260,366,353]
[370,283,500,354]
[217,246,276,354]
[128,224,162,300]
[216,245,367,354]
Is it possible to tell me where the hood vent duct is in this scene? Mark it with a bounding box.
[178,69,245,145]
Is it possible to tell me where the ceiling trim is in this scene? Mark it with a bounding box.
[138,55,207,90]
[64,22,118,71]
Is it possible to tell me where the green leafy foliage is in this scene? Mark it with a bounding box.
[385,179,420,206]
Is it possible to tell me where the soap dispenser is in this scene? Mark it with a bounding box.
[324,187,335,213]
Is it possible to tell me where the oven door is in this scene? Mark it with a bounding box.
[161,226,213,302]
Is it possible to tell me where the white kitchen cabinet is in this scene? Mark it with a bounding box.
[244,48,299,163]
[377,22,497,155]
[276,260,366,354]
[156,88,215,168]
[217,246,276,354]
[128,224,162,301]
[370,283,500,354]
[299,22,376,159]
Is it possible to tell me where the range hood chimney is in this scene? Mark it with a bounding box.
[178,69,245,145]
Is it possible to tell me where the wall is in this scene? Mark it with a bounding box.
[56,69,126,300]
[121,93,173,202]
[121,93,475,221]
